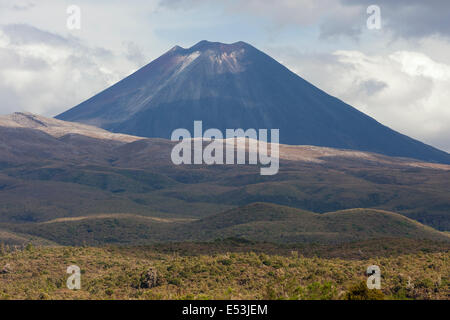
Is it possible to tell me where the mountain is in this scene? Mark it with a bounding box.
[56,40,450,164]
[1,113,450,242]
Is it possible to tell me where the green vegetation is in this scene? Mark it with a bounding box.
[345,282,385,300]
[0,242,447,300]
[4,203,448,246]
[1,136,450,231]
[1,120,449,300]
[175,203,450,244]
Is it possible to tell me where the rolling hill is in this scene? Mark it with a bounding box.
[7,203,449,245]
[167,203,450,244]
[0,113,449,245]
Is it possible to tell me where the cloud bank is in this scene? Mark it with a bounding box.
[0,23,139,116]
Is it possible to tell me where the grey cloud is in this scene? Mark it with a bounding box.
[0,47,49,71]
[0,23,115,63]
[159,0,343,27]
[340,0,450,39]
[319,17,364,40]
[12,2,35,11]
[0,86,24,115]
[123,41,147,67]
[159,0,450,40]
[429,131,450,154]
[0,24,140,117]
[360,79,388,96]
[315,0,450,40]
[158,0,208,10]
[1,24,71,46]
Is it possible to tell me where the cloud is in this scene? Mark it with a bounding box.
[123,41,147,67]
[160,0,351,29]
[12,2,35,11]
[341,0,450,39]
[360,79,388,95]
[2,23,69,46]
[0,24,142,117]
[160,0,450,41]
[274,48,450,152]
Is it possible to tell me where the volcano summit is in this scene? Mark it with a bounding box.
[56,40,450,164]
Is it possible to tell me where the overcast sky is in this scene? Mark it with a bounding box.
[0,0,449,151]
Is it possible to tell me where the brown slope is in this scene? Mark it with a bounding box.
[0,113,449,232]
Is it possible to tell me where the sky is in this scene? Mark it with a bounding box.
[0,0,449,152]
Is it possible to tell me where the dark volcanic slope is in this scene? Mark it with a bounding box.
[56,40,450,164]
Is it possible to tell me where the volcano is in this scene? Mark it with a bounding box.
[56,40,450,164]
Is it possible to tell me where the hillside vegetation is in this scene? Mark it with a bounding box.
[0,243,448,300]
[4,203,448,246]
[1,114,450,234]
[176,203,449,243]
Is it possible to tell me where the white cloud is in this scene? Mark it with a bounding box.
[0,24,141,117]
[390,51,450,81]
[277,48,450,152]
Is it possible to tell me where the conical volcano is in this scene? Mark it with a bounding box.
[56,40,450,164]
